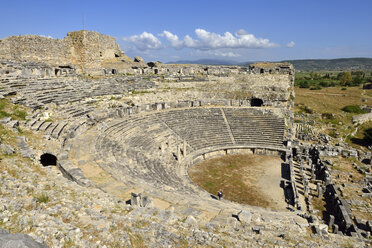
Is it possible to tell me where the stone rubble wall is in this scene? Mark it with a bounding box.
[289,143,371,239]
[0,35,69,65]
[352,112,372,124]
[0,31,126,74]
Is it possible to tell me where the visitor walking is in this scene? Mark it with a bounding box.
[217,190,223,200]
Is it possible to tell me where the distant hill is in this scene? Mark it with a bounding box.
[168,57,372,71]
[280,58,372,71]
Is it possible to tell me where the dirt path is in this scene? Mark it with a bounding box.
[257,156,287,210]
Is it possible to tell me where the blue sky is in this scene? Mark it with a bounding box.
[1,0,371,63]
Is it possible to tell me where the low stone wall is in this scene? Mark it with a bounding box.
[308,146,361,236]
[352,113,372,124]
[183,146,287,170]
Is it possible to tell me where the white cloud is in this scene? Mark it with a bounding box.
[159,29,277,50]
[211,51,241,58]
[193,49,241,58]
[235,29,248,36]
[123,32,162,50]
[286,41,295,48]
[123,28,278,53]
[159,31,184,49]
[183,35,199,48]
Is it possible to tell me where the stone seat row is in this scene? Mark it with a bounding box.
[92,107,286,193]
[27,116,87,140]
[1,77,156,109]
[99,107,285,155]
[94,136,193,193]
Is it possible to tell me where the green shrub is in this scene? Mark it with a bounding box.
[13,110,27,120]
[34,192,49,203]
[299,81,310,88]
[0,110,11,118]
[341,105,366,114]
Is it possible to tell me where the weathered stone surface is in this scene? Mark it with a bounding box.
[0,117,11,124]
[134,56,145,63]
[185,215,197,226]
[0,31,128,75]
[0,233,48,248]
[237,210,252,224]
[0,144,15,155]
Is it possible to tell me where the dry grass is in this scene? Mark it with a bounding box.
[294,86,372,114]
[310,197,326,219]
[327,157,372,220]
[294,86,372,148]
[129,234,147,248]
[329,157,364,182]
[189,154,278,208]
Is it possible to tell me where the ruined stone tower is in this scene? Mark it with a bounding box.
[0,30,131,74]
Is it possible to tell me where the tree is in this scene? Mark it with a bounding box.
[352,75,363,85]
[339,72,352,85]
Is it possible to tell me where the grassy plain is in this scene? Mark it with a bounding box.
[294,86,372,148]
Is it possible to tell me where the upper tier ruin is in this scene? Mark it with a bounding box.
[0,30,293,77]
[0,30,134,74]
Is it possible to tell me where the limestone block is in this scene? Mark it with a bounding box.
[0,144,15,155]
[227,217,238,229]
[319,224,329,235]
[0,117,11,124]
[0,233,48,248]
[185,215,197,226]
[131,192,141,206]
[237,210,252,225]
[141,196,153,208]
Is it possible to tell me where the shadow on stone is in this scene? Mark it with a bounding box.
[40,153,57,167]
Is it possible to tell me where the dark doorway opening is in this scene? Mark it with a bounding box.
[251,98,263,107]
[40,153,57,167]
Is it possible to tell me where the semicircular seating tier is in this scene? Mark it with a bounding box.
[92,107,286,194]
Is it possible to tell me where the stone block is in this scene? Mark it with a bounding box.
[130,192,141,206]
[227,217,238,229]
[185,215,197,226]
[237,210,252,225]
[0,233,47,248]
[141,196,153,208]
[0,144,15,155]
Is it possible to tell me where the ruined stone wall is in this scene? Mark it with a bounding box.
[0,35,70,65]
[67,31,124,73]
[0,30,125,74]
